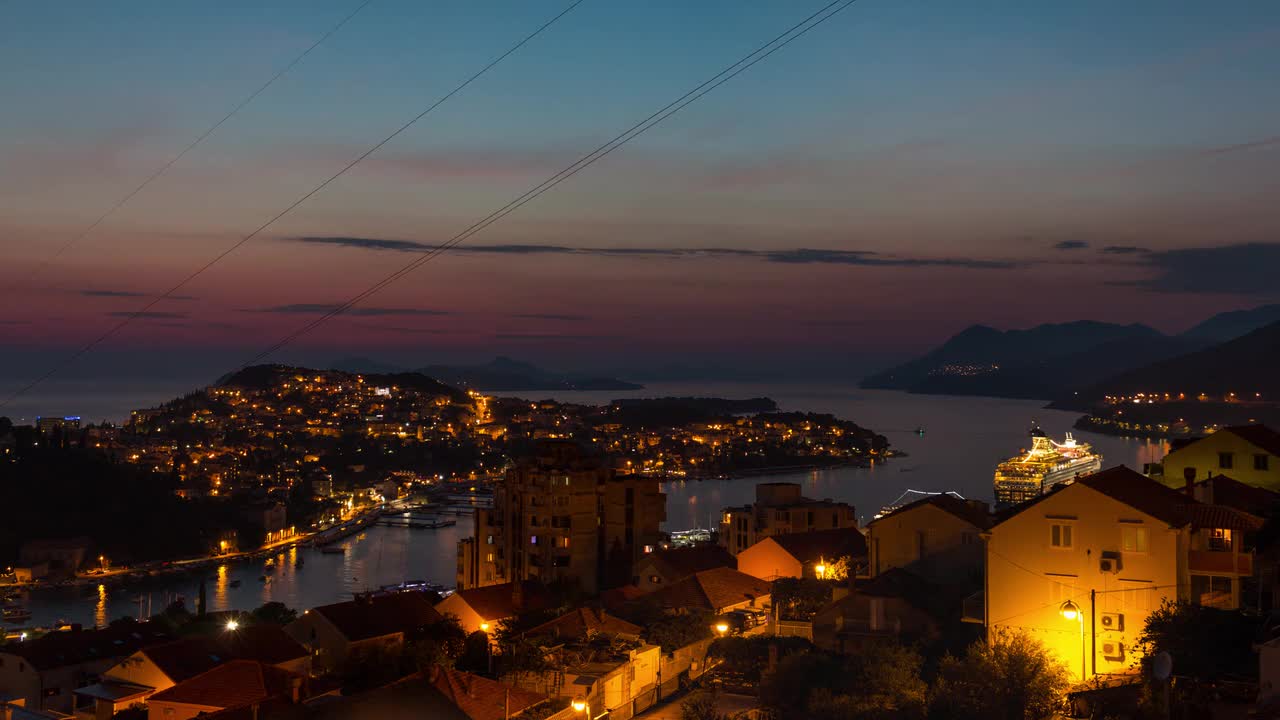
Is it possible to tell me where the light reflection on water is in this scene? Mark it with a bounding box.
[19,386,1167,629]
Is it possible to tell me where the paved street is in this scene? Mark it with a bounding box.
[636,692,760,720]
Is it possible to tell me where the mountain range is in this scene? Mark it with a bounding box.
[861,304,1280,402]
[330,356,642,392]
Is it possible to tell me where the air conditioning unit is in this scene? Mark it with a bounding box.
[1100,641,1125,663]
[1099,557,1120,574]
[1099,612,1125,632]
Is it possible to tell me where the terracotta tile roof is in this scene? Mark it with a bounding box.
[1,621,171,671]
[767,527,867,564]
[1189,504,1266,532]
[312,591,442,642]
[427,665,548,720]
[448,581,551,622]
[644,546,736,580]
[524,607,643,641]
[148,659,300,709]
[649,567,771,613]
[1194,475,1280,514]
[870,493,992,530]
[1077,466,1197,526]
[139,636,228,683]
[1222,424,1280,458]
[220,624,308,666]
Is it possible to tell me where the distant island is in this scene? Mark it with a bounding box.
[861,304,1280,402]
[332,355,642,392]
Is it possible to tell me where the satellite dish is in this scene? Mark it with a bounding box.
[1152,651,1173,681]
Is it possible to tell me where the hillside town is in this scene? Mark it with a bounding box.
[3,403,1280,718]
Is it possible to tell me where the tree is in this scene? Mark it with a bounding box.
[251,601,298,626]
[1136,599,1260,680]
[761,651,845,719]
[708,636,812,682]
[409,616,468,671]
[681,688,725,720]
[929,628,1069,720]
[642,611,714,652]
[772,578,831,621]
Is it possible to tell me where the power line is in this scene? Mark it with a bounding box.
[244,0,859,366]
[0,0,587,411]
[10,0,376,293]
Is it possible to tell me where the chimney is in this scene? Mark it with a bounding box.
[1183,467,1196,496]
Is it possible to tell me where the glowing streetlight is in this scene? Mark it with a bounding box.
[225,619,240,631]
[572,699,589,717]
[815,563,826,580]
[714,622,729,636]
[1059,600,1079,621]
[479,622,490,633]
[1060,600,1085,681]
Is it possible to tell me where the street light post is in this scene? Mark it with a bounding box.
[1060,600,1085,682]
[480,622,492,675]
[573,698,590,720]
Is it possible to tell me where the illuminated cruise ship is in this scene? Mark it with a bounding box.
[993,427,1102,506]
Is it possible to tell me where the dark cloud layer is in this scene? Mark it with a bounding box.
[243,304,451,317]
[1101,245,1151,255]
[288,237,1016,270]
[511,313,590,321]
[105,311,188,319]
[1052,240,1089,250]
[81,289,196,300]
[1130,242,1280,296]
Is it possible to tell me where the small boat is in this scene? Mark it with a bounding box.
[229,580,242,588]
[2,607,32,623]
[319,546,345,555]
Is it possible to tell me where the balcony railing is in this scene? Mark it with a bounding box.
[1187,550,1253,575]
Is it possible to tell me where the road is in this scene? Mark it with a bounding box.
[636,692,760,720]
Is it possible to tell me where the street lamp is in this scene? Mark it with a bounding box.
[815,562,826,580]
[572,698,589,718]
[714,622,729,636]
[1059,600,1084,681]
[479,622,492,674]
[225,619,240,631]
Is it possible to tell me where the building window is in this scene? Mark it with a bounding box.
[1050,523,1073,548]
[486,535,494,545]
[1208,528,1233,552]
[1121,527,1149,553]
[486,553,494,563]
[530,535,538,545]
[1256,454,1270,471]
[1191,575,1233,607]
[557,536,570,549]
[1218,452,1234,470]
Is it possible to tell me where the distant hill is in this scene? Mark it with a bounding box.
[860,321,1177,399]
[1179,304,1280,343]
[1056,319,1280,408]
[217,364,468,402]
[418,356,642,392]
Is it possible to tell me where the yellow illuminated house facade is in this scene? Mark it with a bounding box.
[985,466,1261,682]
[1158,424,1280,492]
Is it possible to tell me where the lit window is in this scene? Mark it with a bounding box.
[1209,528,1232,552]
[530,535,538,545]
[1121,527,1148,553]
[1050,523,1073,548]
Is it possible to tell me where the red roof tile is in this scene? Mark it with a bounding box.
[448,581,551,622]
[524,607,642,641]
[648,567,771,613]
[426,666,548,720]
[148,660,300,709]
[643,546,735,580]
[312,591,442,642]
[870,493,992,530]
[767,527,867,564]
[2,621,171,671]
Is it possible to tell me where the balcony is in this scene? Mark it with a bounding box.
[1187,550,1253,575]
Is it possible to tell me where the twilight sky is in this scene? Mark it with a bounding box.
[3,0,1280,402]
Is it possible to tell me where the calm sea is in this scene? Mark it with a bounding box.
[10,383,1165,629]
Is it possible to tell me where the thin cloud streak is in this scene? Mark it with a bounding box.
[242,304,452,317]
[286,237,1019,269]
